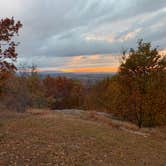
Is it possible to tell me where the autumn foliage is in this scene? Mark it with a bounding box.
[0,17,22,96]
[0,17,22,73]
[88,40,166,127]
[0,18,165,127]
[43,76,85,109]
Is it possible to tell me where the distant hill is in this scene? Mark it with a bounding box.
[17,71,116,84]
[39,71,116,84]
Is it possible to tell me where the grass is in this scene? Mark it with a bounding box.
[0,109,166,165]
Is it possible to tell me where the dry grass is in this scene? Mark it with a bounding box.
[0,109,166,165]
[85,111,139,130]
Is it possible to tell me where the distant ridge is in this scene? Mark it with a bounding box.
[17,70,116,84]
[38,71,116,84]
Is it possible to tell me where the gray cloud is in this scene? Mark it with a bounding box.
[0,0,166,69]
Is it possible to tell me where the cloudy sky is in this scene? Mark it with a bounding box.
[0,0,166,72]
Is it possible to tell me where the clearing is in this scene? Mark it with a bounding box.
[0,109,166,166]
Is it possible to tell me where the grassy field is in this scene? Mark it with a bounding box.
[0,109,166,166]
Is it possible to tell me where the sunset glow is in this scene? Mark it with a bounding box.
[1,0,165,72]
[60,67,118,73]
[0,1,166,163]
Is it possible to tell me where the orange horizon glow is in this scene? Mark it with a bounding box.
[19,66,119,73]
[29,67,119,73]
[60,66,118,73]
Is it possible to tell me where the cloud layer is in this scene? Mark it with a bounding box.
[0,0,166,71]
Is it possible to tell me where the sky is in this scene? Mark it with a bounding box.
[0,0,166,73]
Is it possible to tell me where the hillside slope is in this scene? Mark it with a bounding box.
[0,109,166,165]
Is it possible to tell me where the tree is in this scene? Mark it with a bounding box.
[27,65,46,108]
[0,17,22,73]
[1,75,31,112]
[43,76,85,109]
[0,17,22,96]
[119,39,166,127]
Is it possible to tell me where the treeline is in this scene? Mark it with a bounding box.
[0,70,85,112]
[1,40,166,127]
[0,18,166,128]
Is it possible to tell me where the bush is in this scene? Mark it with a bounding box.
[43,76,85,109]
[1,75,31,112]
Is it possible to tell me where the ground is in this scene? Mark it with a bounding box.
[0,109,166,166]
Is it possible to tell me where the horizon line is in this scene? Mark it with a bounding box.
[37,66,119,73]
